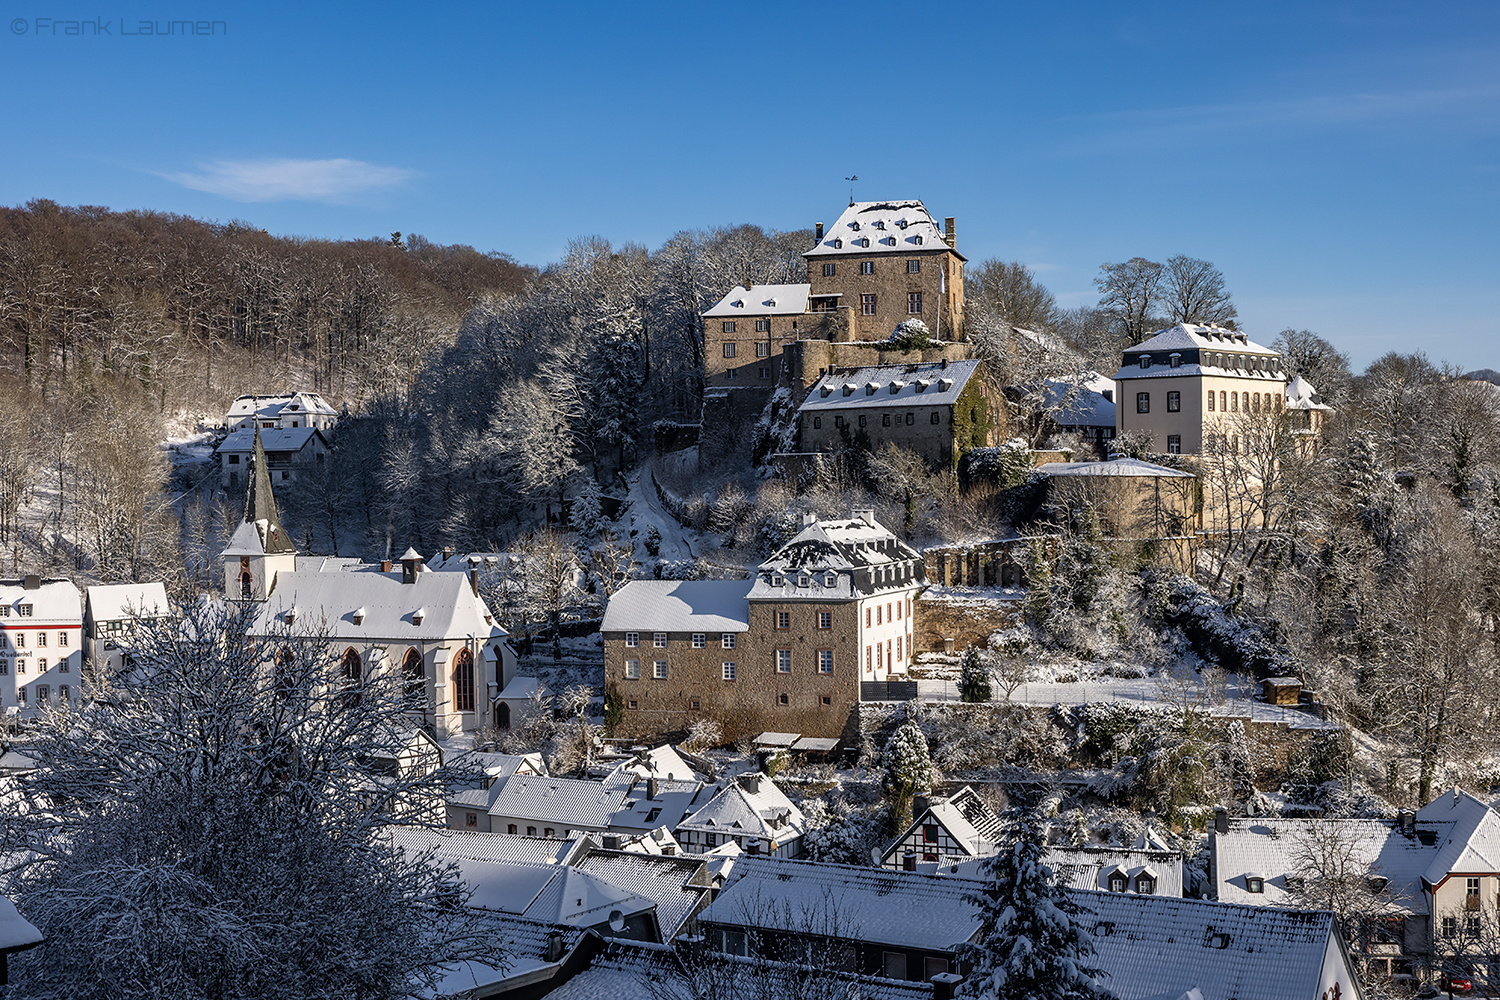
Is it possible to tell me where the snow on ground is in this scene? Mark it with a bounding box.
[919,584,1025,604]
[620,460,699,564]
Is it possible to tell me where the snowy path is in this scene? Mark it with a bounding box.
[914,676,1338,730]
[621,461,697,562]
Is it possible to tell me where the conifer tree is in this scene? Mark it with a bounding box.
[1025,539,1053,629]
[959,644,992,703]
[959,808,1113,1000]
[882,719,933,828]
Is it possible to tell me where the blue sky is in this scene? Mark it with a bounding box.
[2,1,1497,369]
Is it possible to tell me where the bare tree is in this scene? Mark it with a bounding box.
[1095,257,1165,346]
[1160,254,1237,327]
[968,259,1059,332]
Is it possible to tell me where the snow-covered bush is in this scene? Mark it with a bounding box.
[887,318,934,353]
[958,645,992,702]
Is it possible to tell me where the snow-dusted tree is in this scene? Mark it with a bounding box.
[1024,539,1053,629]
[0,599,499,1000]
[517,527,582,661]
[494,379,579,522]
[589,530,638,602]
[570,476,606,539]
[1094,257,1165,346]
[958,808,1113,1000]
[882,719,933,827]
[959,645,993,702]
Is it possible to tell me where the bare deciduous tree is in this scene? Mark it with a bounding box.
[1160,254,1237,327]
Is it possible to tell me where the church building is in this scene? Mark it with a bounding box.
[222,428,516,737]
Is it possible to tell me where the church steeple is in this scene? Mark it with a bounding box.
[244,424,296,555]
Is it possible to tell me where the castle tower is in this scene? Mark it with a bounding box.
[220,425,298,600]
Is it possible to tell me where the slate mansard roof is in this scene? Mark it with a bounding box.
[750,513,923,600]
[797,360,982,413]
[1113,323,1285,382]
[803,200,965,262]
[701,283,811,318]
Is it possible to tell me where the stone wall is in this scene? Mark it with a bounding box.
[698,386,775,468]
[804,245,964,340]
[913,592,1023,654]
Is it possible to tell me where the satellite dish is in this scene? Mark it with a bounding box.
[608,909,625,933]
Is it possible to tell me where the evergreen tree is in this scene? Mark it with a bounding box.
[882,719,933,828]
[1024,539,1053,629]
[958,809,1113,1000]
[571,476,605,539]
[959,645,992,703]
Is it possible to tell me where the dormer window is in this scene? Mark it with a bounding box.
[851,221,860,231]
[914,235,923,245]
[874,221,885,230]
[1139,355,1151,370]
[824,572,837,587]
[1108,873,1127,892]
[411,608,426,626]
[1245,875,1265,894]
[898,219,908,229]
[351,607,366,626]
[770,574,784,587]
[833,239,843,249]
[1135,874,1156,894]
[1170,353,1182,368]
[797,575,810,588]
[860,237,870,247]
[820,386,832,397]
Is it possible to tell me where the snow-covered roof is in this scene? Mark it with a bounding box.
[701,856,979,951]
[797,360,981,412]
[85,582,170,623]
[1285,374,1333,411]
[387,826,585,868]
[1214,816,1445,912]
[535,940,680,1000]
[217,426,325,454]
[601,580,751,633]
[224,391,337,423]
[1113,323,1285,382]
[1036,457,1196,479]
[256,566,507,644]
[0,580,81,624]
[608,778,706,834]
[1047,845,1185,897]
[701,283,811,318]
[677,774,805,846]
[605,745,704,783]
[0,894,42,952]
[803,200,964,262]
[574,852,713,939]
[424,916,582,999]
[498,675,545,701]
[1042,372,1116,428]
[749,513,923,602]
[883,786,1004,865]
[449,858,655,929]
[1084,891,1350,1000]
[460,751,546,779]
[1417,787,1500,887]
[487,775,629,829]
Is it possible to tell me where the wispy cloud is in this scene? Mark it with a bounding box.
[161,158,417,202]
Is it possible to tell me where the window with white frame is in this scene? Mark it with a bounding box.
[776,611,789,630]
[653,632,667,647]
[860,261,874,275]
[691,633,706,648]
[818,650,833,673]
[776,649,792,673]
[624,659,640,679]
[906,259,920,274]
[722,634,736,649]
[722,661,736,681]
[818,611,832,629]
[653,660,668,679]
[625,632,639,647]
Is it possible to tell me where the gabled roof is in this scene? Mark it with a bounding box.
[1417,788,1500,885]
[486,775,628,829]
[448,858,655,929]
[1047,845,1185,897]
[677,774,805,845]
[217,426,325,455]
[1042,372,1117,428]
[882,786,1005,865]
[701,283,811,318]
[1286,374,1334,411]
[803,200,964,262]
[605,745,704,783]
[797,360,982,412]
[256,565,506,643]
[387,825,586,868]
[85,582,170,623]
[600,580,751,633]
[0,580,81,623]
[574,851,713,940]
[607,778,706,833]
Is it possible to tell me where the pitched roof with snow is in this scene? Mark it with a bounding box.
[1043,372,1117,428]
[749,513,923,601]
[607,778,707,833]
[85,582,170,623]
[225,391,338,423]
[803,200,964,261]
[449,857,656,929]
[574,851,713,939]
[605,745,704,783]
[1113,323,1285,382]
[1285,374,1334,411]
[600,580,751,633]
[1035,457,1196,479]
[677,774,805,846]
[486,775,628,829]
[1047,845,1185,897]
[701,283,811,318]
[1417,788,1500,886]
[256,565,506,644]
[1214,816,1445,912]
[797,360,981,412]
[217,426,325,455]
[387,826,586,868]
[0,580,81,624]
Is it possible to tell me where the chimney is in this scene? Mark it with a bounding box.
[742,773,761,794]
[381,560,392,573]
[944,217,956,249]
[852,508,877,526]
[1214,806,1228,835]
[647,776,659,800]
[1399,810,1416,836]
[815,222,824,242]
[602,834,622,850]
[903,851,917,872]
[932,973,964,1000]
[22,574,39,591]
[802,512,818,526]
[912,794,931,819]
[443,545,453,561]
[747,839,762,855]
[940,356,949,369]
[467,558,480,597]
[545,930,565,962]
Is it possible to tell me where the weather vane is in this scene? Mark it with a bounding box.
[845,175,858,206]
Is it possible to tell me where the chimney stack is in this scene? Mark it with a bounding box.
[912,794,931,818]
[647,776,659,800]
[944,217,956,249]
[467,557,481,597]
[903,851,917,872]
[22,574,39,591]
[1214,806,1229,835]
[815,222,824,242]
[932,973,964,1000]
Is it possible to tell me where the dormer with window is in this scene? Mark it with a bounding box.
[1245,874,1265,894]
[1139,355,1151,370]
[1106,867,1129,893]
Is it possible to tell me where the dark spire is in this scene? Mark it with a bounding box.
[244,425,296,554]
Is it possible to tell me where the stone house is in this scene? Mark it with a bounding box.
[602,511,925,741]
[701,283,811,388]
[795,359,1003,469]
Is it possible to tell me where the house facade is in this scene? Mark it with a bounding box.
[224,391,339,433]
[603,512,925,741]
[225,428,516,737]
[701,283,812,388]
[0,577,83,716]
[84,581,170,677]
[1113,323,1288,456]
[795,359,1002,469]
